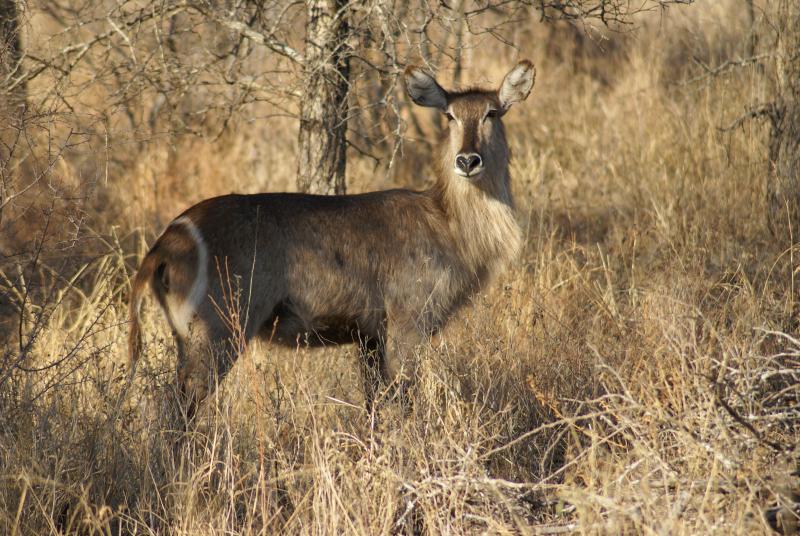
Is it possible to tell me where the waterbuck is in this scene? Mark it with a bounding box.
[128,60,535,415]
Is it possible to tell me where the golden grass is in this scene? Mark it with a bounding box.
[1,1,798,534]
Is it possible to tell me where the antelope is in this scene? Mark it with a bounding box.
[128,60,535,416]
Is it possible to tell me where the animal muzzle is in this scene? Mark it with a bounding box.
[454,153,484,177]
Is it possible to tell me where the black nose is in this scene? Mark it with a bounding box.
[455,153,483,175]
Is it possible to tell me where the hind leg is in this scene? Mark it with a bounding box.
[173,315,242,424]
[173,280,281,423]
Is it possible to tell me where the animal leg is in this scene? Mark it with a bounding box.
[383,318,427,408]
[358,335,386,414]
[174,318,241,424]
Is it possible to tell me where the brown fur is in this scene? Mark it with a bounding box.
[128,61,535,415]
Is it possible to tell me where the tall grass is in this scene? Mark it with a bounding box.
[1,1,798,534]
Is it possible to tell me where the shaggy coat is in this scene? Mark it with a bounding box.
[128,60,535,413]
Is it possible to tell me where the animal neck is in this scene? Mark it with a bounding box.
[430,165,522,280]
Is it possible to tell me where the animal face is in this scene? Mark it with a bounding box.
[404,60,536,180]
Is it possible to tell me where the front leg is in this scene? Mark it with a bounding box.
[358,335,385,415]
[383,316,428,410]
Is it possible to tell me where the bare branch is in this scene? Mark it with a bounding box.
[212,17,305,65]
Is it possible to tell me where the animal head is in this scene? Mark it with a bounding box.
[404,60,535,181]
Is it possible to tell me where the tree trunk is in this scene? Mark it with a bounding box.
[0,0,23,107]
[297,0,350,195]
[745,0,757,57]
[453,0,466,86]
[767,1,800,238]
[0,0,24,227]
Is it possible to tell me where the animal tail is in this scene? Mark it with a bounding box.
[128,251,162,376]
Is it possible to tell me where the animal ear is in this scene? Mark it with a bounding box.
[498,60,536,111]
[404,66,448,110]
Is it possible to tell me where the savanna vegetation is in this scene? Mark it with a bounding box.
[1,0,799,534]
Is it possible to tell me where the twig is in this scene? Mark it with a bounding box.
[532,523,579,535]
[213,18,304,64]
[719,102,780,132]
[713,383,789,454]
[682,52,774,85]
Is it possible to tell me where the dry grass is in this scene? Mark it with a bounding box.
[1,1,798,534]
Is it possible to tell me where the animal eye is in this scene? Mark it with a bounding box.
[486,109,498,119]
[444,112,455,122]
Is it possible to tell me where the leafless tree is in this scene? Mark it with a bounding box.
[0,0,698,200]
[297,0,350,194]
[0,0,24,226]
[0,0,22,106]
[718,1,800,238]
[765,1,800,238]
